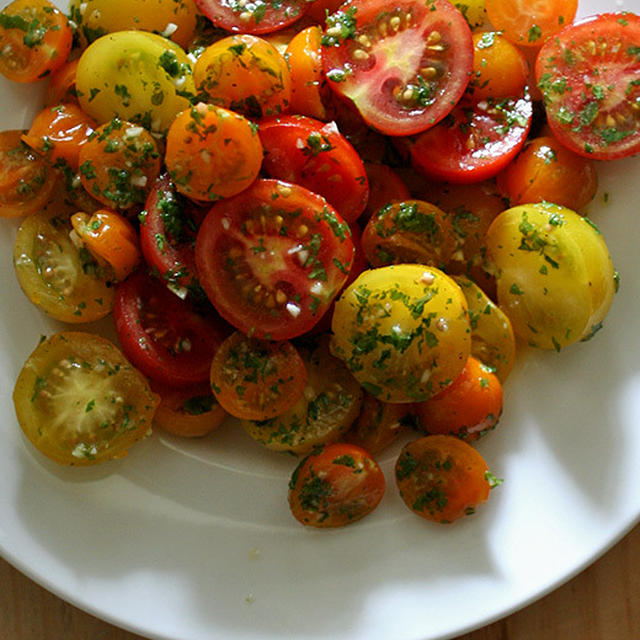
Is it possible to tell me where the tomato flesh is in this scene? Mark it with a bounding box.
[195,179,354,341]
[13,332,158,466]
[536,13,640,160]
[194,0,309,34]
[321,0,473,136]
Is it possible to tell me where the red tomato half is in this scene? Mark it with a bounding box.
[407,93,532,183]
[139,174,206,298]
[536,12,640,160]
[321,0,473,136]
[114,270,229,387]
[194,0,309,34]
[259,116,369,224]
[195,179,354,341]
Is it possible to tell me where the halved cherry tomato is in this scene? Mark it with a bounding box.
[536,13,640,160]
[210,331,307,420]
[139,173,205,298]
[0,0,73,83]
[165,103,263,201]
[194,35,292,119]
[343,392,411,456]
[113,269,229,387]
[288,442,386,527]
[195,179,354,341]
[485,0,577,48]
[395,435,495,522]
[194,0,309,34]
[259,115,369,224]
[22,103,96,170]
[78,118,161,210]
[0,129,56,218]
[151,380,228,438]
[45,58,79,106]
[321,0,473,136]
[408,92,533,183]
[285,25,330,121]
[70,209,141,282]
[413,356,503,441]
[242,333,363,454]
[361,199,455,268]
[497,135,598,210]
[360,162,411,223]
[14,332,159,466]
[13,202,115,322]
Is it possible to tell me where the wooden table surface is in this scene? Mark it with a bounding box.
[2,522,639,640]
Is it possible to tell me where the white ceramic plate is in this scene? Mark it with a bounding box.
[1,1,639,638]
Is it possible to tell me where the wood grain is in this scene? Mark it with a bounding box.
[1,523,639,640]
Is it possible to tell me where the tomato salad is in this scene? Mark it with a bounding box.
[2,0,634,526]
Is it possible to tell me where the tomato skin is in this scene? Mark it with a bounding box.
[194,0,309,34]
[69,0,198,50]
[408,92,533,184]
[395,435,493,523]
[331,265,471,403]
[195,179,354,341]
[259,115,369,224]
[321,0,473,137]
[210,331,307,420]
[70,209,141,282]
[413,356,503,441]
[139,173,204,297]
[536,13,640,160]
[288,443,386,527]
[22,103,96,171]
[497,136,598,211]
[285,26,330,121]
[113,270,229,387]
[0,130,56,218]
[76,31,195,135]
[485,0,577,48]
[14,332,158,466]
[486,203,617,350]
[165,103,263,201]
[78,118,161,210]
[468,32,528,101]
[45,59,79,106]
[151,381,227,438]
[194,35,292,119]
[0,0,73,83]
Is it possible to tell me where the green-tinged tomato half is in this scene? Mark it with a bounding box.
[76,30,195,134]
